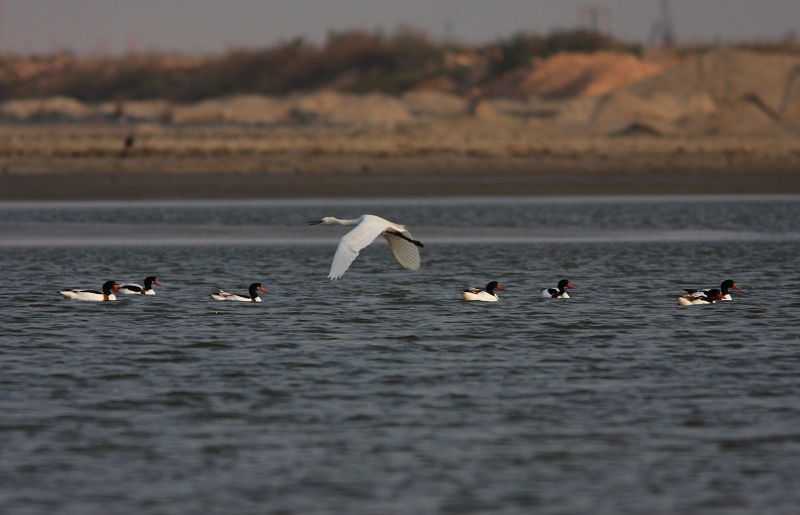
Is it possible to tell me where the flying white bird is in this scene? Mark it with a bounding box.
[309,215,424,280]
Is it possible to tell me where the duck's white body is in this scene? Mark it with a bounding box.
[679,292,732,302]
[676,288,724,306]
[60,290,117,302]
[59,281,120,302]
[210,291,262,302]
[683,289,732,301]
[119,287,154,295]
[461,281,504,302]
[461,289,500,302]
[541,289,571,299]
[677,295,714,306]
[309,215,423,280]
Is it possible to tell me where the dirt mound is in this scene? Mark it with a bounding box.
[0,96,93,121]
[400,91,469,118]
[518,51,678,100]
[629,48,800,115]
[290,91,412,125]
[172,95,290,124]
[96,100,173,122]
[591,89,716,126]
[591,48,800,132]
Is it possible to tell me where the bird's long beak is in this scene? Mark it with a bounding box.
[567,283,574,288]
[732,284,741,290]
[113,285,120,292]
[259,286,268,293]
[154,279,162,286]
[309,220,323,225]
[496,285,505,290]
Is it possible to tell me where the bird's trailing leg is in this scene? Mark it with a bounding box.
[387,230,424,247]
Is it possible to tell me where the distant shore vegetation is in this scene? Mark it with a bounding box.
[2,27,796,104]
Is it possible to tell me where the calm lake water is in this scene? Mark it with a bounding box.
[1,195,799,514]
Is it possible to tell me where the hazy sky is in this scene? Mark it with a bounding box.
[1,0,798,56]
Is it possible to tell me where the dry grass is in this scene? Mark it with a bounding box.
[1,121,798,158]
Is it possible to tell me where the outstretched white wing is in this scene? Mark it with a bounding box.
[328,218,388,280]
[383,231,421,271]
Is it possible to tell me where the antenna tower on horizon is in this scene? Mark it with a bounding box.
[649,0,676,47]
[577,4,612,34]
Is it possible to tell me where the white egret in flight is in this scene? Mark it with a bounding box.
[309,215,424,280]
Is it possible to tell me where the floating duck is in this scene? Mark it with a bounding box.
[541,279,574,299]
[59,280,120,302]
[682,279,740,301]
[210,283,268,302]
[118,276,161,295]
[462,281,505,302]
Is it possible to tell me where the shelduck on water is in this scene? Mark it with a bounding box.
[118,276,161,295]
[210,283,268,302]
[59,281,120,302]
[681,280,741,301]
[462,281,505,302]
[541,279,574,299]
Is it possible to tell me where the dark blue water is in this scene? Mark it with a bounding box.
[1,196,799,514]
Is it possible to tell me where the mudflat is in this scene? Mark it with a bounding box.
[1,123,799,200]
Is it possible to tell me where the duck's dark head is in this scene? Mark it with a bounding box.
[720,279,740,293]
[249,283,268,296]
[558,279,573,291]
[102,281,120,294]
[486,281,504,292]
[705,288,724,302]
[144,276,161,288]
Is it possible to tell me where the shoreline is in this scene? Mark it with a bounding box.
[2,122,799,200]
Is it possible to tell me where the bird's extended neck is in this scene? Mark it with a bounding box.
[331,217,361,226]
[310,216,363,226]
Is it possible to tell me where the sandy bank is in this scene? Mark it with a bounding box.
[1,120,799,200]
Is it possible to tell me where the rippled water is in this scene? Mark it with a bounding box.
[1,196,799,514]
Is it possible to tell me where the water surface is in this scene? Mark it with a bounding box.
[1,196,799,514]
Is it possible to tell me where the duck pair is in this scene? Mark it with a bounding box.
[676,280,740,305]
[59,277,161,302]
[462,279,573,302]
[59,277,269,303]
